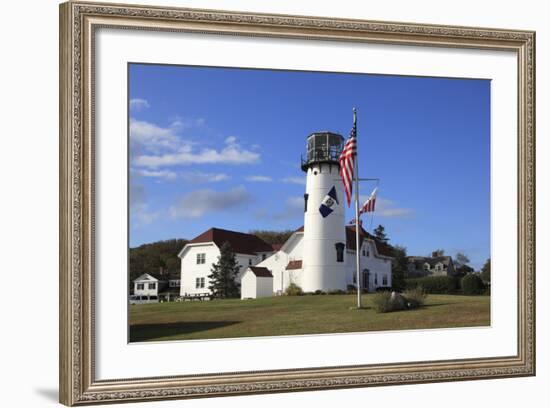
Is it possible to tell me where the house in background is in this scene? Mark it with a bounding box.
[177,228,274,297]
[405,256,457,278]
[131,272,181,304]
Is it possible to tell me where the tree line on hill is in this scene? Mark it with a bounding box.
[129,239,188,283]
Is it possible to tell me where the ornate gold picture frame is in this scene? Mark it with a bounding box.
[59,1,535,405]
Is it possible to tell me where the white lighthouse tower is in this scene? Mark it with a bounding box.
[301,132,348,292]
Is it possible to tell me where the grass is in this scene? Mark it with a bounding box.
[129,294,490,342]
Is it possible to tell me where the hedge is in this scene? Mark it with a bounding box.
[461,273,486,295]
[405,275,460,294]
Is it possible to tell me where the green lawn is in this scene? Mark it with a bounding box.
[129,294,490,342]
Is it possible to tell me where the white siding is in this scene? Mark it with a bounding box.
[345,240,392,292]
[134,275,160,296]
[180,244,272,296]
[240,270,257,299]
[302,163,347,291]
[256,232,304,294]
[241,269,274,299]
[256,276,274,298]
[180,244,219,295]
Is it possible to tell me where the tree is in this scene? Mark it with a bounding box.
[373,225,389,244]
[431,249,445,257]
[391,245,407,291]
[456,264,474,277]
[129,238,188,284]
[455,252,471,267]
[461,273,485,295]
[248,229,294,245]
[480,258,491,283]
[208,241,241,298]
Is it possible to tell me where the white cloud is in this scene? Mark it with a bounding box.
[359,196,414,218]
[130,119,180,152]
[270,196,304,221]
[169,186,250,218]
[134,144,260,167]
[129,183,146,207]
[130,119,260,168]
[245,175,273,182]
[282,176,306,186]
[225,136,237,145]
[132,168,178,180]
[129,98,150,111]
[131,203,160,226]
[181,171,230,183]
[129,183,160,227]
[171,117,206,131]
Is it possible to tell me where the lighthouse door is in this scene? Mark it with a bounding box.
[362,269,370,293]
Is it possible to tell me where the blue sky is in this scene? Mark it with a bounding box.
[128,63,490,269]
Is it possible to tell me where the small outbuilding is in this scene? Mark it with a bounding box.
[241,266,274,299]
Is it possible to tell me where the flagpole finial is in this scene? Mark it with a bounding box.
[352,107,357,125]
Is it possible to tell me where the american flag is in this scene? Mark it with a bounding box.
[338,124,357,207]
[359,187,378,215]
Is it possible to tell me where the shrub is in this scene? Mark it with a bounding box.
[405,276,460,294]
[346,284,357,294]
[372,291,394,313]
[328,289,346,295]
[403,286,427,308]
[372,291,407,313]
[461,273,485,295]
[285,283,303,296]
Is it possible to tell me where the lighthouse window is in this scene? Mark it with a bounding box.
[335,242,345,262]
[304,193,309,212]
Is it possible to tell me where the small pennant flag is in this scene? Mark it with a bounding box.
[319,186,339,218]
[359,187,377,215]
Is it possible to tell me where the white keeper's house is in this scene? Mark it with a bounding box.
[177,228,275,296]
[178,131,393,298]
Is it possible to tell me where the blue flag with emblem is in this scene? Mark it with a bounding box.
[319,186,339,218]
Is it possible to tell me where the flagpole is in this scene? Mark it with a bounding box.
[353,108,362,309]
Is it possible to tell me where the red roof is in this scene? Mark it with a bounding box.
[248,266,273,278]
[345,225,394,257]
[188,228,273,255]
[295,226,304,232]
[271,243,283,252]
[286,260,303,270]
